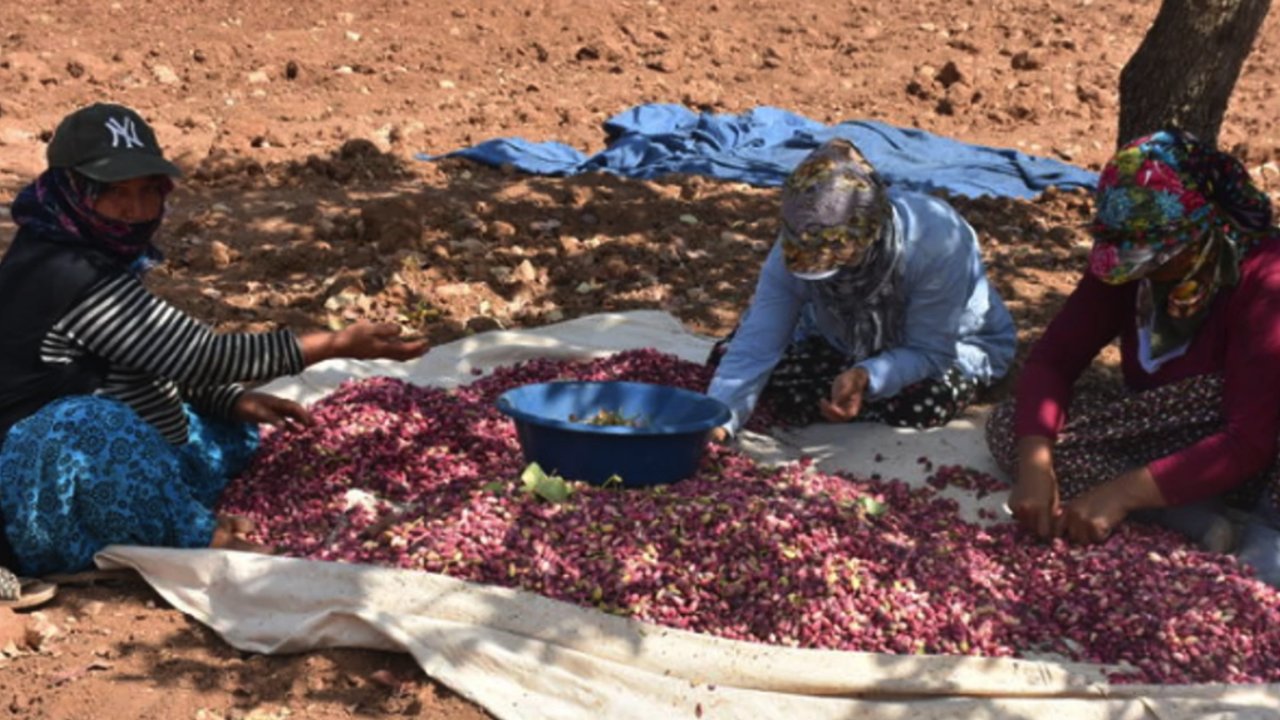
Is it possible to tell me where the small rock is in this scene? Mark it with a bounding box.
[187,240,234,271]
[0,608,26,650]
[558,235,582,254]
[247,70,271,84]
[1011,51,1043,71]
[647,55,680,73]
[1075,83,1105,107]
[371,124,395,152]
[323,290,359,312]
[24,612,59,651]
[80,601,106,619]
[513,259,538,283]
[935,61,964,88]
[208,240,234,268]
[466,316,502,333]
[1047,226,1078,246]
[1052,145,1081,161]
[151,64,180,85]
[456,237,487,255]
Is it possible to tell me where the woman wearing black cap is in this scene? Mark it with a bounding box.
[0,103,427,594]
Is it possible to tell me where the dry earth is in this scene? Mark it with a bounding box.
[3,0,1280,717]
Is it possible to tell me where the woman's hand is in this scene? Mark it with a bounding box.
[301,322,429,365]
[232,391,315,428]
[1057,467,1164,544]
[1056,484,1128,544]
[820,366,869,422]
[1009,436,1060,539]
[335,322,429,361]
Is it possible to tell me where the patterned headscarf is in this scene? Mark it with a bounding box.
[9,168,169,270]
[780,139,892,279]
[781,139,906,361]
[1087,129,1274,357]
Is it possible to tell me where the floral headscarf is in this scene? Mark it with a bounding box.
[780,139,906,361]
[780,139,892,279]
[1087,129,1274,357]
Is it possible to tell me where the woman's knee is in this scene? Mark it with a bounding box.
[984,399,1018,474]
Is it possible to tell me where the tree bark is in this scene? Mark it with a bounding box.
[1118,0,1271,148]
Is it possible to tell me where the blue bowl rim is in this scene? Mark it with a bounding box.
[495,380,731,437]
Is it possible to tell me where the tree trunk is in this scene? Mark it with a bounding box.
[1118,0,1271,148]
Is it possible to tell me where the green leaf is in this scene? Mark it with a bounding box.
[534,474,573,503]
[520,462,574,503]
[601,474,625,490]
[481,481,506,494]
[857,496,887,517]
[520,462,549,491]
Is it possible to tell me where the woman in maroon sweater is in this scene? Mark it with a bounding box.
[986,129,1280,585]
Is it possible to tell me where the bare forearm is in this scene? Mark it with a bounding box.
[1108,466,1167,512]
[298,332,339,366]
[1016,435,1053,473]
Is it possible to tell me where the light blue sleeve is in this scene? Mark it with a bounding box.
[706,241,805,434]
[855,203,974,400]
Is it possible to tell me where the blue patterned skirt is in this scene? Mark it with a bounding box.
[0,396,259,576]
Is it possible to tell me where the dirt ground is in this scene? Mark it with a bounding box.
[2,0,1280,717]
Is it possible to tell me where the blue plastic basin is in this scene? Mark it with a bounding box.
[495,380,732,487]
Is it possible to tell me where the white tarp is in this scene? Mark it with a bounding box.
[94,311,1280,718]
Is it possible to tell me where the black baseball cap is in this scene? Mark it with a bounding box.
[46,103,182,182]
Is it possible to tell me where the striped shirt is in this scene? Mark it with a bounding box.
[41,273,305,444]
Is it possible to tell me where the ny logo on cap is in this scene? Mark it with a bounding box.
[104,116,145,150]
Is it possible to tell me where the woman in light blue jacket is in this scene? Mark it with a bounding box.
[707,139,1015,439]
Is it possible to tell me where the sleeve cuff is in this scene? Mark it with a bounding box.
[856,358,892,400]
[212,384,247,419]
[283,330,306,374]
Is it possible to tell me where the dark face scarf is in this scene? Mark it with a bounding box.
[9,168,169,271]
[1088,129,1275,357]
